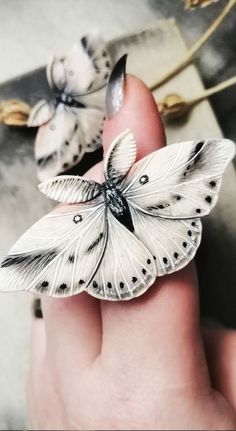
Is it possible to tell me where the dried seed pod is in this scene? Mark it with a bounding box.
[158,94,189,120]
[0,99,30,126]
[184,0,219,9]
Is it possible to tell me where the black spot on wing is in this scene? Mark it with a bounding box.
[59,283,67,290]
[182,141,205,178]
[81,36,88,50]
[205,195,212,203]
[86,233,104,253]
[209,180,216,187]
[87,81,94,91]
[193,141,205,164]
[1,250,58,269]
[37,151,57,167]
[146,202,170,211]
[54,283,70,296]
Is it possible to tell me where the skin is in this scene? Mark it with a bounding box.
[28,76,236,430]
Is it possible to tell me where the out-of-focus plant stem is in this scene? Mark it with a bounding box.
[150,0,236,91]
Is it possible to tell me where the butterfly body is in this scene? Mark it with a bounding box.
[0,130,234,301]
[54,93,86,109]
[103,181,134,233]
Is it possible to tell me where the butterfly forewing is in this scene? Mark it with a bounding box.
[123,139,235,219]
[64,34,112,95]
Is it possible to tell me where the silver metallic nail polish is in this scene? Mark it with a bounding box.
[106,54,127,119]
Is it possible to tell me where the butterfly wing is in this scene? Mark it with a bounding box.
[86,210,156,300]
[62,34,112,155]
[0,197,108,297]
[46,56,66,91]
[119,138,235,276]
[39,175,102,203]
[123,139,235,218]
[129,208,202,276]
[28,100,55,127]
[70,104,105,153]
[104,129,137,181]
[64,34,112,95]
[35,104,86,181]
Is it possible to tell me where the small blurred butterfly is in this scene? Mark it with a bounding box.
[28,34,112,181]
[0,130,234,301]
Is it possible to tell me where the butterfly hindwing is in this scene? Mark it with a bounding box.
[123,139,235,219]
[72,105,105,152]
[86,210,156,300]
[35,104,86,181]
[0,199,107,297]
[129,207,202,276]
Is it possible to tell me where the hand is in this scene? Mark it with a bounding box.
[28,63,236,430]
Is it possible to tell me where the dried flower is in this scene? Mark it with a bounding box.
[158,94,188,119]
[184,0,219,9]
[0,99,30,126]
[158,75,236,120]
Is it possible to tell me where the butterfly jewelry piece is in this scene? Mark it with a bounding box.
[0,130,234,301]
[28,34,112,181]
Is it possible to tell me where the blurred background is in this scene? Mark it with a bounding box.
[0,1,235,429]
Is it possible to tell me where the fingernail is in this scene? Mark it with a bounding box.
[32,298,43,318]
[106,54,127,119]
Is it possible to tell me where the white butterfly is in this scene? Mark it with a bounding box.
[0,130,234,301]
[28,34,112,181]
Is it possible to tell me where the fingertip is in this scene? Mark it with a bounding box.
[103,75,166,158]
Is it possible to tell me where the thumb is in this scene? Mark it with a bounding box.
[101,56,209,390]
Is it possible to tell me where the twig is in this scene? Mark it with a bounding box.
[150,0,236,91]
[188,75,236,104]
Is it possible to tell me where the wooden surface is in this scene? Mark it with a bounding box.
[0,18,235,429]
